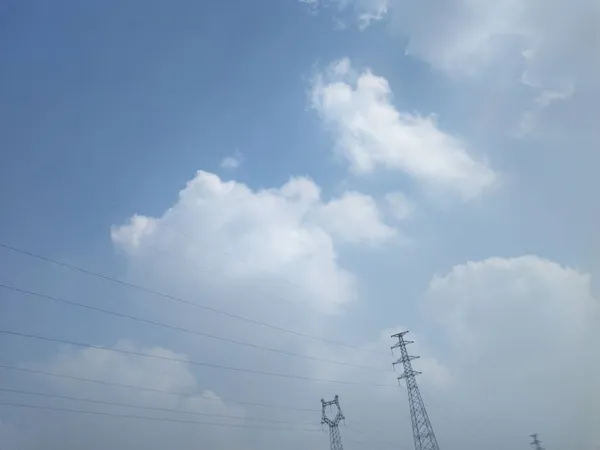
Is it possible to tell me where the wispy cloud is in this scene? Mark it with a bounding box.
[220,150,244,170]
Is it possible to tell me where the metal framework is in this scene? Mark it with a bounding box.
[391,331,440,450]
[530,434,544,450]
[321,395,345,450]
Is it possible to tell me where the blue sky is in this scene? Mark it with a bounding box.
[1,1,599,450]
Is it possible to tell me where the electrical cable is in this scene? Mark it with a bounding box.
[0,282,388,372]
[0,329,397,387]
[0,242,388,356]
[0,387,316,426]
[0,400,320,432]
[0,364,319,412]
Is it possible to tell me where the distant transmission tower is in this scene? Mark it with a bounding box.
[321,395,345,450]
[391,331,440,450]
[530,434,544,450]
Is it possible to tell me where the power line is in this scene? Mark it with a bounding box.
[0,242,386,356]
[0,364,319,413]
[0,366,407,449]
[0,400,320,432]
[0,282,387,372]
[0,387,315,426]
[0,329,396,387]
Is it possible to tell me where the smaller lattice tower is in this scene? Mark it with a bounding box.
[530,434,545,450]
[321,395,345,450]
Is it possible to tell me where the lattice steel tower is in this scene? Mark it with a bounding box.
[391,331,440,450]
[530,434,544,450]
[321,395,345,450]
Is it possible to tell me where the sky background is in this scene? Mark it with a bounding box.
[1,1,599,449]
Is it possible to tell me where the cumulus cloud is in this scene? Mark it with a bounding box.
[314,191,397,246]
[424,256,599,450]
[311,59,497,199]
[111,170,398,314]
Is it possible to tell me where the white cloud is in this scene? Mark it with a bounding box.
[111,170,397,314]
[311,59,497,199]
[427,256,597,347]
[384,192,415,221]
[314,191,397,246]
[220,151,244,170]
[424,256,600,450]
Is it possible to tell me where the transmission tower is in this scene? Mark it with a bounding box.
[530,434,544,450]
[391,331,440,450]
[321,395,345,450]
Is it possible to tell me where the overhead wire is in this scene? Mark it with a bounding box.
[1,367,419,446]
[0,237,399,445]
[0,387,316,426]
[0,372,433,450]
[0,242,389,357]
[0,282,388,372]
[0,400,320,432]
[0,329,397,387]
[0,364,319,413]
